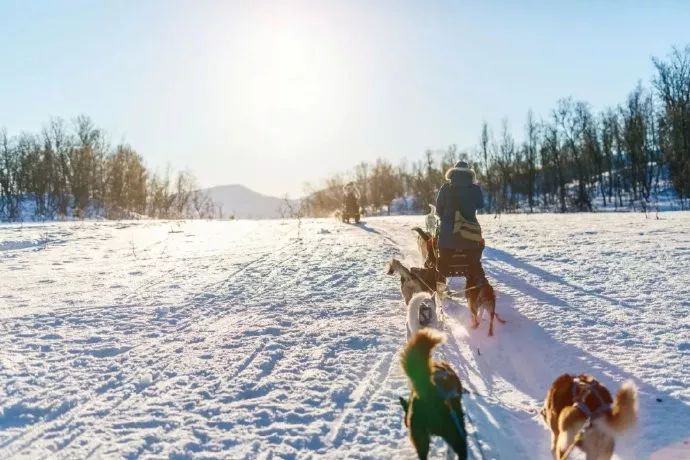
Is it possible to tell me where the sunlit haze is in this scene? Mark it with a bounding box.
[2,0,689,196]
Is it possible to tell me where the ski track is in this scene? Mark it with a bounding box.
[3,241,300,458]
[1,215,689,459]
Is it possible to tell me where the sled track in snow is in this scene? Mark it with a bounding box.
[327,352,397,447]
[0,239,301,458]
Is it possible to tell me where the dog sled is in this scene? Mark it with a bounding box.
[341,182,361,224]
[341,198,360,223]
[415,227,485,281]
[413,224,505,336]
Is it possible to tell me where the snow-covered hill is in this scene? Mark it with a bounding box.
[203,184,295,219]
[0,215,689,458]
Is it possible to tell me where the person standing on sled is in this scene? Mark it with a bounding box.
[435,161,487,288]
[342,182,361,223]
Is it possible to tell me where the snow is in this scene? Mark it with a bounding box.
[1,215,689,458]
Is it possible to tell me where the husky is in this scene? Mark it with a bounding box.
[425,204,438,235]
[399,330,468,459]
[406,292,442,339]
[386,258,436,305]
[465,282,506,337]
[412,226,437,269]
[540,374,638,460]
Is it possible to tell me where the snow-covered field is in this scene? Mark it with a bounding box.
[1,214,689,459]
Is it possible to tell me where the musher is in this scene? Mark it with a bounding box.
[435,160,487,288]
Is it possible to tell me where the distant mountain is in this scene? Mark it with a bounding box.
[203,184,294,219]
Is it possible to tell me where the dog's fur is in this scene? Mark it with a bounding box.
[399,330,468,459]
[412,227,436,268]
[465,283,506,336]
[541,374,638,460]
[406,292,441,339]
[386,258,437,305]
[425,204,438,234]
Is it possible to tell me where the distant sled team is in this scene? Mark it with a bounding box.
[387,161,637,459]
[340,182,362,224]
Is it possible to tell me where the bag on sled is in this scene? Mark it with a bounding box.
[452,211,482,243]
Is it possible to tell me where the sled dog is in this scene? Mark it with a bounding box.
[399,330,468,460]
[405,292,442,339]
[412,227,436,268]
[540,373,638,460]
[386,258,436,305]
[465,282,505,337]
[425,204,438,235]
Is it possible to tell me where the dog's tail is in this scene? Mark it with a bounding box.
[387,258,414,280]
[401,329,444,398]
[602,381,638,434]
[412,227,431,241]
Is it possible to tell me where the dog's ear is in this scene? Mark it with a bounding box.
[398,396,409,414]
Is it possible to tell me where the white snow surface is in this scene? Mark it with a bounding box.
[1,215,689,459]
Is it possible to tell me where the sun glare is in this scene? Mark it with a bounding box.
[248,13,345,129]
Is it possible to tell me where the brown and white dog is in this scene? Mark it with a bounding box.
[465,283,505,337]
[540,373,638,460]
[400,330,468,460]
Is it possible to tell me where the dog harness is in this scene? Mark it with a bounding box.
[571,377,611,420]
[558,377,612,460]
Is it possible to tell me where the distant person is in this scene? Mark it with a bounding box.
[341,182,361,223]
[435,161,486,286]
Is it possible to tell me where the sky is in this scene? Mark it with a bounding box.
[2,0,690,197]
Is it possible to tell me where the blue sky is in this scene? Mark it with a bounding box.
[2,0,689,196]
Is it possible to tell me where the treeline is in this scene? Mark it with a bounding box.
[304,45,690,216]
[0,116,217,221]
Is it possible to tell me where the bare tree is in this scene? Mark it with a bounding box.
[653,45,690,202]
[525,110,538,212]
[191,190,214,219]
[173,170,195,218]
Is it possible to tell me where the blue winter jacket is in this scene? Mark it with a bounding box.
[436,168,484,249]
